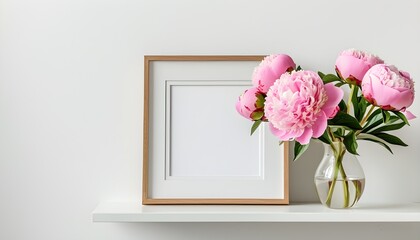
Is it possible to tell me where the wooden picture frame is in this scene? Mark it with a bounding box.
[143,55,289,205]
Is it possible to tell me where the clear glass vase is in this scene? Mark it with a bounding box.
[314,142,365,209]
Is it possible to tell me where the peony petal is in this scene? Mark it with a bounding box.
[403,110,416,120]
[323,106,338,119]
[389,90,415,111]
[236,98,249,119]
[322,84,342,118]
[361,74,374,101]
[241,87,259,108]
[327,106,340,119]
[295,127,313,145]
[323,83,344,111]
[312,111,328,138]
[252,66,277,93]
[336,55,371,83]
[236,87,261,120]
[235,98,242,114]
[370,80,401,108]
[400,71,411,79]
[270,54,296,76]
[282,129,304,140]
[269,123,288,140]
[269,123,305,141]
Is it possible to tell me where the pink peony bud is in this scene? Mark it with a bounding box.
[265,71,343,145]
[361,64,415,112]
[335,49,384,85]
[235,87,265,120]
[252,54,296,93]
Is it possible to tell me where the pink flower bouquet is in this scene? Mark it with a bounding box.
[236,49,415,208]
[236,49,415,158]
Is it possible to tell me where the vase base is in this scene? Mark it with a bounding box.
[315,177,365,209]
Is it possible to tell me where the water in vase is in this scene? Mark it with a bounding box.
[315,177,365,209]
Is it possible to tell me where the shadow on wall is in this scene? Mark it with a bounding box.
[289,140,324,203]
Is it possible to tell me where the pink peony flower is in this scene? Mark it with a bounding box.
[252,54,296,93]
[335,49,384,85]
[235,87,264,120]
[265,70,343,145]
[361,64,415,113]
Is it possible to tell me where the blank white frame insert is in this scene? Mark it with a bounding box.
[165,80,264,180]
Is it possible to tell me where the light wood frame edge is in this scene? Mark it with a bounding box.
[142,55,289,205]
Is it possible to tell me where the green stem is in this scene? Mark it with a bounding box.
[327,126,337,142]
[346,85,356,114]
[356,105,376,136]
[351,180,362,207]
[338,159,350,208]
[325,161,339,207]
[360,104,376,127]
[325,142,345,207]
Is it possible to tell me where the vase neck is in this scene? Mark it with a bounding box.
[324,142,346,158]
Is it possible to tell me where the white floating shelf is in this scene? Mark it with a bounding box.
[92,201,420,223]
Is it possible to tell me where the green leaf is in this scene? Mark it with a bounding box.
[361,139,394,154]
[322,74,341,83]
[343,131,358,155]
[318,71,326,79]
[338,100,347,113]
[250,110,264,121]
[358,133,393,154]
[345,78,359,85]
[381,109,391,123]
[370,122,406,134]
[296,65,302,71]
[385,116,401,125]
[335,82,346,87]
[365,108,382,123]
[317,130,332,145]
[328,111,363,130]
[361,110,383,132]
[372,132,408,146]
[350,86,360,120]
[357,97,368,122]
[250,120,262,136]
[333,127,345,138]
[362,117,383,133]
[293,141,309,161]
[392,111,410,125]
[329,125,355,132]
[362,116,400,133]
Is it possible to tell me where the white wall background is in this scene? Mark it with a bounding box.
[1,0,419,239]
